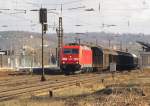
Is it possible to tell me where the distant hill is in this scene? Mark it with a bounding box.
[0,31,57,51]
[0,31,149,55]
[0,31,149,67]
[64,32,150,55]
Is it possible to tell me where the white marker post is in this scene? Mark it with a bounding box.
[0,51,6,68]
[110,62,116,80]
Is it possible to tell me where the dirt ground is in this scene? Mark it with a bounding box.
[0,71,13,77]
[0,69,149,106]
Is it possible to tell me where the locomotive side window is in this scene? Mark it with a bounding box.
[64,49,79,54]
[64,49,72,54]
[72,49,79,54]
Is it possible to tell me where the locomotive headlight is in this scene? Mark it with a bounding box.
[62,58,67,61]
[62,61,65,64]
[74,58,79,61]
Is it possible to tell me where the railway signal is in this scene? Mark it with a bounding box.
[39,8,48,81]
[23,7,58,81]
[39,8,47,24]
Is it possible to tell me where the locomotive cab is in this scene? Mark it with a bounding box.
[62,47,79,64]
[60,44,92,75]
[60,45,81,74]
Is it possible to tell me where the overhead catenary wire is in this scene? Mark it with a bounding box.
[0,10,140,33]
[0,0,149,33]
[26,0,84,6]
[2,0,149,12]
[1,0,149,13]
[0,9,120,32]
[0,8,61,31]
[0,11,37,23]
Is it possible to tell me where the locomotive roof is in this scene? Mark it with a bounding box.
[91,46,118,55]
[65,43,137,56]
[65,43,118,55]
[65,43,91,48]
[117,51,133,56]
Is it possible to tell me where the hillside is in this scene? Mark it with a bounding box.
[0,31,149,55]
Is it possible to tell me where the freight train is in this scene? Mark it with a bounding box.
[60,43,138,75]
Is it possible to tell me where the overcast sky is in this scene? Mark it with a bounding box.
[0,0,150,34]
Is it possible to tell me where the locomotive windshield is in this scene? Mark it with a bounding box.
[64,49,79,54]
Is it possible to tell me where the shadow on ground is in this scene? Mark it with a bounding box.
[32,68,62,75]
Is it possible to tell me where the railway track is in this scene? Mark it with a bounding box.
[0,70,147,102]
[0,72,102,87]
[0,71,135,90]
[0,75,65,87]
[0,74,97,92]
[0,69,138,87]
[0,75,30,81]
[0,73,99,88]
[0,76,39,86]
[0,73,107,101]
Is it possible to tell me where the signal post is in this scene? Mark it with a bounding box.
[39,8,48,81]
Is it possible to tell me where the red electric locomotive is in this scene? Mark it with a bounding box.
[60,43,92,74]
[60,43,138,75]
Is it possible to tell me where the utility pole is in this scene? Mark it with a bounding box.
[0,54,2,68]
[56,17,63,67]
[39,8,47,81]
[75,37,81,44]
[120,41,122,51]
[78,38,80,45]
[96,39,98,46]
[109,39,111,49]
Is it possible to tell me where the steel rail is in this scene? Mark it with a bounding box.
[0,74,98,93]
[0,75,103,101]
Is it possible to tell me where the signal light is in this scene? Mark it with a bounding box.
[39,8,47,24]
[73,58,79,61]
